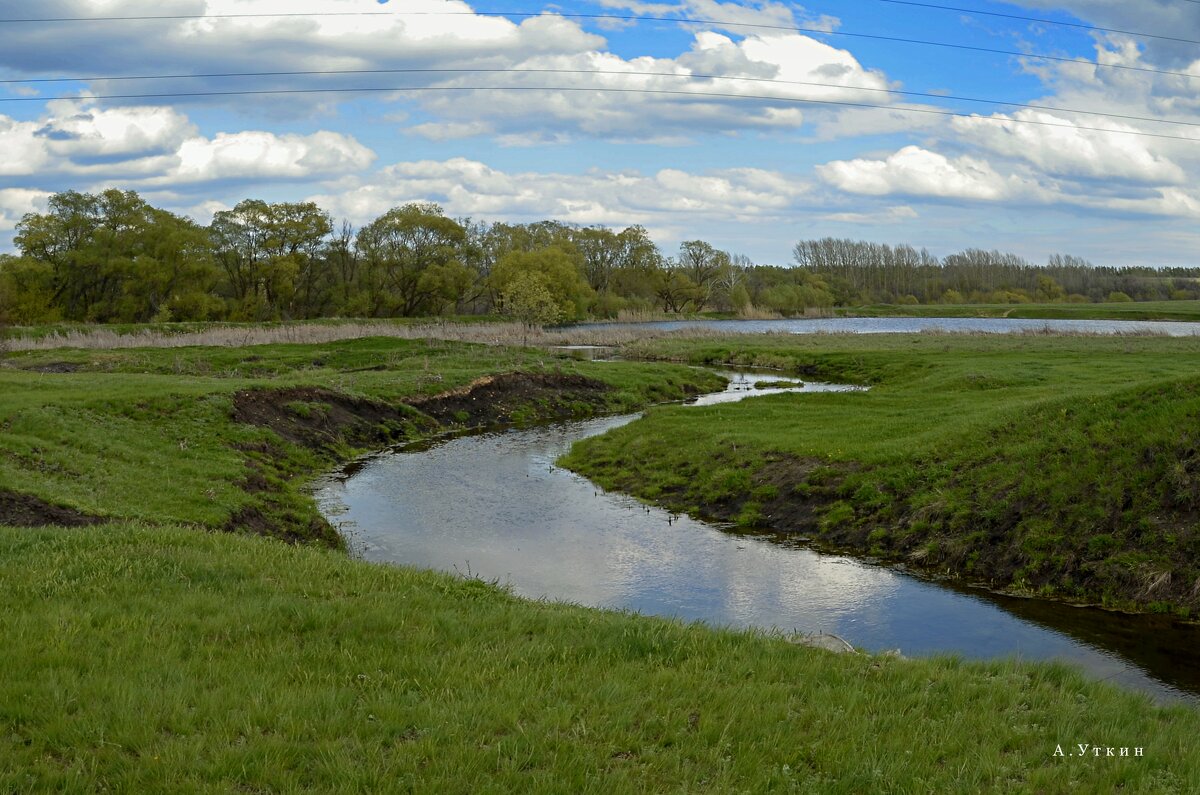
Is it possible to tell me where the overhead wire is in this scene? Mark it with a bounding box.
[0,8,1195,143]
[0,83,1194,141]
[1,66,1198,131]
[0,9,1196,84]
[874,0,1200,48]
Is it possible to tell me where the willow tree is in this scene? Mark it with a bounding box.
[355,203,471,317]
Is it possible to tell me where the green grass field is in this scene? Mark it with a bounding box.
[3,335,1200,791]
[4,523,1199,793]
[565,334,1200,613]
[0,338,720,538]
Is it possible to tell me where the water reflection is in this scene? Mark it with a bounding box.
[688,371,866,405]
[316,410,1200,705]
[568,316,1200,337]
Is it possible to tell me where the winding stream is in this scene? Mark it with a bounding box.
[314,373,1200,704]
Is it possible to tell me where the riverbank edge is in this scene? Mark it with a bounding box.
[0,342,725,547]
[561,342,1200,618]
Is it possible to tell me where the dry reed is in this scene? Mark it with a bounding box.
[4,314,1171,353]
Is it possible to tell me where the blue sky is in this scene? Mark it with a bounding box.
[2,0,1199,266]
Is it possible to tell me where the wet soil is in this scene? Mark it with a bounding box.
[660,452,851,537]
[225,372,614,546]
[0,489,104,527]
[26,362,81,374]
[406,372,612,427]
[231,386,426,454]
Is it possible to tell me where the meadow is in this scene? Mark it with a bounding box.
[2,333,1199,791]
[565,333,1200,613]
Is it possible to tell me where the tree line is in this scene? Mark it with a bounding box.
[2,189,1197,325]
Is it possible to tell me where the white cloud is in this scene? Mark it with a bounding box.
[36,101,197,159]
[0,189,51,232]
[308,157,810,228]
[822,205,918,224]
[162,130,375,184]
[405,121,494,141]
[0,102,375,186]
[0,1,896,143]
[817,146,1025,201]
[402,29,895,142]
[818,143,1200,222]
[950,111,1188,184]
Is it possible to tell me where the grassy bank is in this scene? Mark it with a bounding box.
[3,335,1200,791]
[837,300,1200,322]
[4,522,1199,792]
[563,334,1200,614]
[0,337,721,541]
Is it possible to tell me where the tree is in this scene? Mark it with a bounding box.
[490,247,592,322]
[210,199,331,319]
[501,270,564,345]
[676,240,730,312]
[16,189,219,322]
[356,203,468,316]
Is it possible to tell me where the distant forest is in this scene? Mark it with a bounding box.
[2,189,1198,325]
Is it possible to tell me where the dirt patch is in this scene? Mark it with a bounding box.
[26,362,81,374]
[223,504,342,547]
[226,373,612,548]
[679,453,851,537]
[408,371,612,427]
[0,489,104,527]
[231,386,424,453]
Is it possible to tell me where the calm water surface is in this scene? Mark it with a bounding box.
[568,316,1200,336]
[315,375,1200,704]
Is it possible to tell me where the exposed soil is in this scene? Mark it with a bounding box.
[0,489,104,527]
[231,386,425,454]
[666,453,851,537]
[407,371,612,427]
[26,362,81,374]
[224,504,343,548]
[226,372,615,547]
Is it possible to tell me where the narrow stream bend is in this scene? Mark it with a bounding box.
[314,374,1200,704]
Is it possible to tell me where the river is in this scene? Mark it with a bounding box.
[568,316,1200,336]
[314,373,1200,704]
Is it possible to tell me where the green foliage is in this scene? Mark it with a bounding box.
[13,189,218,323]
[355,202,468,317]
[501,270,565,331]
[13,190,1200,329]
[491,247,593,322]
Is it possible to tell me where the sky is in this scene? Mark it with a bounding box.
[1,0,1200,266]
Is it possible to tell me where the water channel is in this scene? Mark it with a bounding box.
[314,372,1200,705]
[568,316,1200,337]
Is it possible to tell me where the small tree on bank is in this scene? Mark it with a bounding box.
[501,271,563,346]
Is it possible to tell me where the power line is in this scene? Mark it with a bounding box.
[0,9,1196,84]
[2,66,1198,131]
[876,0,1200,48]
[0,83,1194,141]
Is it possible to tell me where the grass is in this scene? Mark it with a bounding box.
[4,333,1200,791]
[4,522,1199,793]
[0,337,721,537]
[564,333,1200,613]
